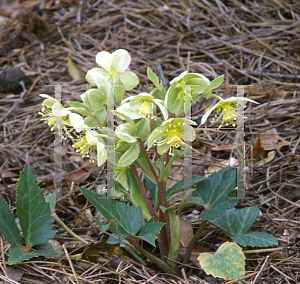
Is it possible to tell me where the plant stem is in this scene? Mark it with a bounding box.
[52,212,89,245]
[128,238,178,276]
[150,118,160,160]
[129,165,159,222]
[137,137,159,183]
[183,220,207,264]
[157,179,171,256]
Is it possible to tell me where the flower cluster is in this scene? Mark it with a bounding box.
[39,48,257,187]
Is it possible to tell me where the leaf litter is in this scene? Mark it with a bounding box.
[0,0,300,283]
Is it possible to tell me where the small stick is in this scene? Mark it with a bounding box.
[243,69,300,79]
[62,244,79,284]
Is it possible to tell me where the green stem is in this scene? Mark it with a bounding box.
[183,220,207,264]
[150,118,160,160]
[137,137,159,183]
[129,165,159,222]
[136,158,156,182]
[52,212,89,245]
[128,238,178,276]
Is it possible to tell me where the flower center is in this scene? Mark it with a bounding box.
[213,102,238,128]
[39,106,67,132]
[72,132,95,162]
[137,99,153,119]
[167,129,182,148]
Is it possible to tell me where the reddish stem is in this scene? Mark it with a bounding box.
[129,165,159,222]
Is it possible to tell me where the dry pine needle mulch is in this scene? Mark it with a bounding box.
[0,0,300,283]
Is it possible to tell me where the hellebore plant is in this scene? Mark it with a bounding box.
[36,49,277,280]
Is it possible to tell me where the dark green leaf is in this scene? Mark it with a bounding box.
[138,218,165,246]
[166,176,206,202]
[80,188,143,237]
[209,207,260,236]
[0,197,22,248]
[15,164,56,248]
[94,217,110,233]
[145,176,158,207]
[232,232,278,247]
[114,180,129,196]
[190,167,239,220]
[8,247,57,265]
[126,169,152,220]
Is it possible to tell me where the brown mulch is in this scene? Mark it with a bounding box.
[0,0,300,283]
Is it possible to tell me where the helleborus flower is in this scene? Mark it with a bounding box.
[39,94,71,131]
[86,49,139,91]
[164,72,211,114]
[72,128,107,167]
[80,88,107,111]
[148,118,197,155]
[201,96,259,128]
[123,93,168,120]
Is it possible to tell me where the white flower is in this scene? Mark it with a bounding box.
[72,129,107,167]
[123,93,168,120]
[201,97,259,128]
[39,94,70,131]
[86,49,139,91]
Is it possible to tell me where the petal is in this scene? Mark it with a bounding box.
[86,68,110,86]
[154,100,168,120]
[40,94,59,108]
[69,113,85,132]
[40,94,59,102]
[182,125,196,141]
[119,71,139,90]
[96,51,112,71]
[52,102,69,117]
[147,127,164,150]
[86,129,99,145]
[222,97,259,104]
[170,71,188,84]
[118,143,139,167]
[157,141,170,155]
[97,142,107,167]
[86,89,106,111]
[111,49,131,72]
[201,104,218,125]
[188,73,210,85]
[115,102,143,120]
[115,123,137,143]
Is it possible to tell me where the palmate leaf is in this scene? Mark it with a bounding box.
[190,167,240,220]
[197,242,245,280]
[209,207,278,247]
[80,188,143,239]
[232,232,278,247]
[15,164,56,248]
[138,218,165,246]
[9,247,57,265]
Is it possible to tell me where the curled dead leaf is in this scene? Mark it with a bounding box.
[253,151,276,166]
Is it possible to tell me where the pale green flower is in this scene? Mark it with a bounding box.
[86,49,139,91]
[201,96,259,128]
[164,72,211,114]
[148,118,197,155]
[39,94,70,131]
[72,129,107,167]
[123,92,168,120]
